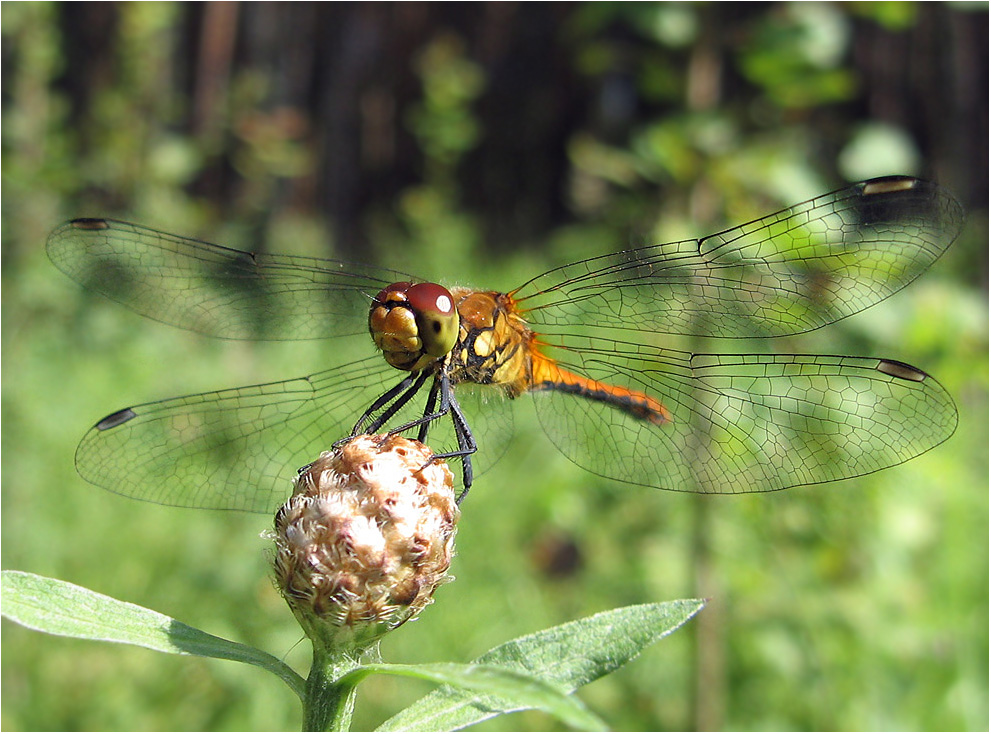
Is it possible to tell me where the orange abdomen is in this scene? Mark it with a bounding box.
[451,288,670,425]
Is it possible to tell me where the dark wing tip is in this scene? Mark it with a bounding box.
[67,218,111,231]
[875,359,928,382]
[860,175,965,233]
[95,407,138,431]
[860,176,919,196]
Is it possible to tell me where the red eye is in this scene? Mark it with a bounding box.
[406,282,455,317]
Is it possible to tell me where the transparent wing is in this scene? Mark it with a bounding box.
[73,354,516,513]
[512,177,964,338]
[46,218,413,340]
[52,178,962,505]
[530,334,957,493]
[73,356,401,512]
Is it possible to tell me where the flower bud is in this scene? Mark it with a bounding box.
[273,434,458,654]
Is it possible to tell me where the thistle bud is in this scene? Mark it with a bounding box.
[273,435,458,654]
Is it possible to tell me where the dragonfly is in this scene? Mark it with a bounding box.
[46,176,963,513]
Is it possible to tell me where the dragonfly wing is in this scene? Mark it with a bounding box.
[74,355,407,513]
[74,354,518,511]
[447,381,516,480]
[513,177,963,338]
[47,218,413,340]
[529,335,957,493]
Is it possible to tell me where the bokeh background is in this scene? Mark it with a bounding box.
[2,3,987,730]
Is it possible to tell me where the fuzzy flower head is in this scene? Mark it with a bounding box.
[273,434,459,654]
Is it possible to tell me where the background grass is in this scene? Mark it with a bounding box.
[3,3,987,730]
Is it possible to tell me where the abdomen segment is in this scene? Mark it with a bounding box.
[529,351,671,425]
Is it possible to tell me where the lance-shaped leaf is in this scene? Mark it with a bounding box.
[378,598,706,731]
[1,570,306,699]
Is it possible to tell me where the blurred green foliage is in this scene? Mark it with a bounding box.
[2,2,987,731]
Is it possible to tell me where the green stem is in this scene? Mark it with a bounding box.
[302,646,362,732]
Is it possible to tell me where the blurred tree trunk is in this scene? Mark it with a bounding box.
[39,2,985,274]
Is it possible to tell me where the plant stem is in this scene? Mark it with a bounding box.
[302,646,362,732]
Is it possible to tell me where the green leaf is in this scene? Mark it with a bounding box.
[1,570,306,699]
[377,599,706,731]
[350,662,605,732]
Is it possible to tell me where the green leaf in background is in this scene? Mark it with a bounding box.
[0,570,306,700]
[378,599,705,731]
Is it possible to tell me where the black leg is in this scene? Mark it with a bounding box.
[352,371,432,436]
[417,378,442,443]
[428,370,477,502]
[349,367,479,503]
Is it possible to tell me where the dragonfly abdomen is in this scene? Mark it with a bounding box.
[529,351,671,425]
[451,287,671,424]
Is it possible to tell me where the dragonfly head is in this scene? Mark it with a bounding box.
[369,281,459,371]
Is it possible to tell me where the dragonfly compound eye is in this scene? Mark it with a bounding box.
[406,282,459,359]
[369,281,459,371]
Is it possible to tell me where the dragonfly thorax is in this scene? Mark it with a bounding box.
[369,281,460,371]
[447,288,535,398]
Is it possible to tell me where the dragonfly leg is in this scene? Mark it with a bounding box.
[417,377,442,443]
[373,370,477,500]
[371,377,450,438]
[349,371,431,438]
[446,392,477,503]
[425,370,477,503]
